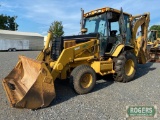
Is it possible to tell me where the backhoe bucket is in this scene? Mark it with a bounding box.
[2,56,56,109]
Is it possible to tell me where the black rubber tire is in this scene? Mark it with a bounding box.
[8,48,12,52]
[113,51,137,82]
[13,48,16,52]
[70,65,96,94]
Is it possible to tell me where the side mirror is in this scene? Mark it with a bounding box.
[81,28,88,34]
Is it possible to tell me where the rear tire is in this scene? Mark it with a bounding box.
[113,51,137,82]
[70,65,96,94]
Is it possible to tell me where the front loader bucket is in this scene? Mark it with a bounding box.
[2,56,56,109]
[149,46,160,62]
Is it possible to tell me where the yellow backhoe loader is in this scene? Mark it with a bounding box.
[147,30,160,62]
[2,7,150,109]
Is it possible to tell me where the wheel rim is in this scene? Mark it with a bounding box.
[80,73,92,88]
[125,59,135,76]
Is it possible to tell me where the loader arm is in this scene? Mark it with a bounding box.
[131,13,150,64]
[50,39,98,82]
[36,32,52,61]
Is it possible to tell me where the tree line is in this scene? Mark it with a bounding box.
[1,13,160,38]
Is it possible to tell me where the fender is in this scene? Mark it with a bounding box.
[112,44,124,57]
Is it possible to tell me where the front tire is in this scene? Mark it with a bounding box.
[8,48,12,52]
[70,65,96,94]
[113,51,137,82]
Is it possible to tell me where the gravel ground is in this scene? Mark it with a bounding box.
[0,51,160,120]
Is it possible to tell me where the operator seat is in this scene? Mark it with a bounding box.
[106,30,118,52]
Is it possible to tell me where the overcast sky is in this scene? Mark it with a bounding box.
[0,0,160,36]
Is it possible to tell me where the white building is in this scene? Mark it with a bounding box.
[44,35,47,46]
[0,29,44,51]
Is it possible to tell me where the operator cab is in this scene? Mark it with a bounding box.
[83,9,131,57]
[148,30,157,43]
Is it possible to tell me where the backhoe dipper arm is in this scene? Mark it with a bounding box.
[131,13,150,64]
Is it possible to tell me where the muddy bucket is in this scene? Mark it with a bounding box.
[2,56,56,109]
